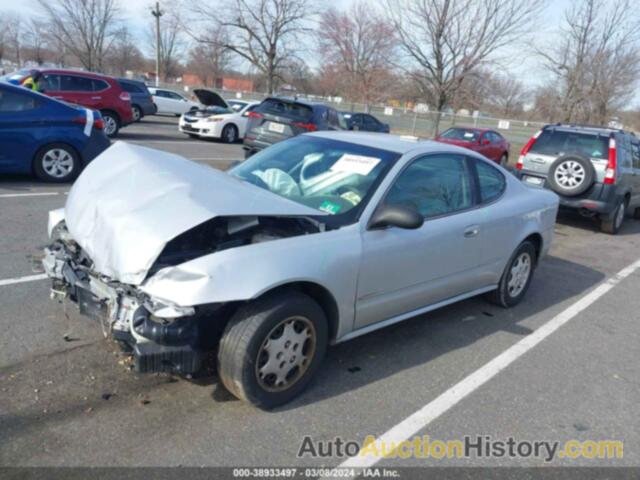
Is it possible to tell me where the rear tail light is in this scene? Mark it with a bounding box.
[247,111,263,119]
[605,137,617,184]
[293,122,317,132]
[119,91,131,102]
[93,117,105,130]
[517,130,542,170]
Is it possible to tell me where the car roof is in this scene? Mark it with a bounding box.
[308,131,475,156]
[543,123,630,136]
[264,96,328,108]
[118,78,146,85]
[32,68,113,80]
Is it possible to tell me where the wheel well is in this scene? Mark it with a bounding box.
[257,282,340,340]
[32,142,81,172]
[524,233,543,263]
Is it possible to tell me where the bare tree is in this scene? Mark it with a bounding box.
[105,26,144,76]
[539,0,640,124]
[188,0,315,94]
[187,27,231,86]
[0,15,8,66]
[24,19,50,66]
[5,14,23,67]
[317,1,397,108]
[386,0,545,134]
[486,75,529,117]
[148,11,186,81]
[36,0,119,71]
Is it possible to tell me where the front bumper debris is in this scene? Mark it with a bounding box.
[42,238,203,374]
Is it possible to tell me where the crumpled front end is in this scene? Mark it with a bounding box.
[42,218,212,374]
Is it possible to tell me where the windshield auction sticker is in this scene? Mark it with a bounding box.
[331,154,381,176]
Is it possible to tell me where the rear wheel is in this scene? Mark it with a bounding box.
[600,198,627,234]
[132,105,142,122]
[221,124,238,143]
[217,291,328,409]
[101,111,120,137]
[486,241,537,308]
[499,154,508,167]
[33,143,81,183]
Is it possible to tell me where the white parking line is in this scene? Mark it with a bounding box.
[338,256,640,474]
[0,192,60,198]
[191,157,240,161]
[0,273,48,287]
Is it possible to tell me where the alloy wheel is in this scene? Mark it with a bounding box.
[42,148,74,179]
[104,115,117,136]
[554,160,585,189]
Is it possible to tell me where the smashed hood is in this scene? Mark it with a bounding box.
[65,142,324,285]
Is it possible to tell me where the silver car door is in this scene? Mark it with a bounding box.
[355,153,486,329]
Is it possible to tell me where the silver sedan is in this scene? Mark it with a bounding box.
[42,133,559,408]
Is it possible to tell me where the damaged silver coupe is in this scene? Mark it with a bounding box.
[43,133,559,408]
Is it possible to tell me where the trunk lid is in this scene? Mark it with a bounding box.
[64,142,324,285]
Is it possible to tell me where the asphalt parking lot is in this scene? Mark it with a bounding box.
[1,116,640,470]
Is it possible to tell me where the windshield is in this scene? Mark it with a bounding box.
[440,128,480,142]
[230,136,399,223]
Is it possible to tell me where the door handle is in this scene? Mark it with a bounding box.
[464,225,480,238]
[91,96,102,100]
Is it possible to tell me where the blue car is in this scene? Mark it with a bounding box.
[117,78,157,122]
[0,82,110,182]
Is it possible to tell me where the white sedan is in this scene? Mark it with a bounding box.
[179,89,260,143]
[148,87,199,116]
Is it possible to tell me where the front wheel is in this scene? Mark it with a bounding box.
[486,241,537,308]
[221,124,238,143]
[33,143,81,183]
[217,291,328,409]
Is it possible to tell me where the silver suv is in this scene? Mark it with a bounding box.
[516,124,640,234]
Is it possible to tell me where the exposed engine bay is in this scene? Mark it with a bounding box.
[148,215,323,277]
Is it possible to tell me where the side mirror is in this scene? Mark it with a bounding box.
[369,204,424,230]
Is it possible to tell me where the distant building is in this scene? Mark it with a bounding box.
[181,74,254,92]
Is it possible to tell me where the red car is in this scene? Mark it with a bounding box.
[434,127,510,166]
[8,69,134,138]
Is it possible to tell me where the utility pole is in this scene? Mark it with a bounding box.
[151,2,164,87]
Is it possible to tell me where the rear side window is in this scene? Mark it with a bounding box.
[531,130,609,159]
[475,159,506,203]
[92,79,109,91]
[257,99,313,121]
[120,81,143,94]
[61,75,94,92]
[0,89,39,112]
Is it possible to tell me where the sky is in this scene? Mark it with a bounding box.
[0,0,577,93]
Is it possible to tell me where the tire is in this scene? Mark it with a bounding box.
[187,133,199,139]
[547,155,595,197]
[33,143,81,183]
[600,198,627,234]
[217,291,328,409]
[634,207,640,220]
[132,105,142,122]
[499,154,508,167]
[486,241,537,308]
[101,111,120,137]
[221,124,239,143]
